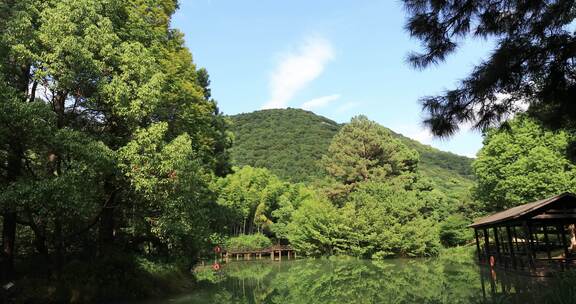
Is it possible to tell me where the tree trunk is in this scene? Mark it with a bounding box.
[1,145,23,283]
[33,232,52,276]
[1,212,17,283]
[53,218,64,275]
[98,206,115,254]
[98,185,116,256]
[0,58,30,284]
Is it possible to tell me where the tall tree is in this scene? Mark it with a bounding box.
[0,0,230,282]
[0,0,46,281]
[214,166,285,235]
[403,0,576,136]
[321,115,419,200]
[473,116,576,211]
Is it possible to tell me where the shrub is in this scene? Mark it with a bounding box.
[439,215,473,247]
[226,233,272,252]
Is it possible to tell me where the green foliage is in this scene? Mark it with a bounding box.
[286,198,349,256]
[0,0,230,300]
[403,0,576,137]
[343,181,443,258]
[225,233,273,252]
[473,117,576,211]
[118,122,216,253]
[228,108,474,199]
[178,258,486,304]
[213,166,286,235]
[321,115,418,198]
[229,108,340,183]
[270,184,317,240]
[213,166,317,240]
[439,215,474,247]
[284,116,447,258]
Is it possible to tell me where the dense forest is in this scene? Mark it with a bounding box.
[1,0,576,303]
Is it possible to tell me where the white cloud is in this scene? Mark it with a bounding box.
[335,102,360,114]
[392,122,482,157]
[301,94,341,111]
[393,124,434,145]
[408,128,434,145]
[262,36,335,109]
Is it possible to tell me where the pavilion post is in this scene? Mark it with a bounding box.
[558,224,570,269]
[543,226,552,260]
[493,227,502,266]
[506,226,517,269]
[483,228,490,260]
[480,270,488,302]
[512,226,520,253]
[523,221,535,270]
[534,227,540,251]
[475,229,482,262]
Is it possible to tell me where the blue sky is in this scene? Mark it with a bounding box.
[172,0,496,158]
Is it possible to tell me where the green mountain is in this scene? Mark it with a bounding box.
[228,108,474,196]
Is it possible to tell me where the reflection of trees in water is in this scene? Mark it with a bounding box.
[269,259,482,304]
[183,259,576,304]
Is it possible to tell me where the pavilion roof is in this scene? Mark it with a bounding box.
[469,192,576,228]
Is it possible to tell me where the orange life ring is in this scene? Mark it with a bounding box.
[212,263,221,271]
[489,255,495,268]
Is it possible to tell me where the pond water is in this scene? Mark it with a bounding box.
[150,257,575,304]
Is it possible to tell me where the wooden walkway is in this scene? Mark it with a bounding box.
[224,244,296,261]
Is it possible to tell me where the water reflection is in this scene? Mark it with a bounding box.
[160,257,576,304]
[478,268,576,304]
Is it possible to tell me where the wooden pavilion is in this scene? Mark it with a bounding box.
[223,244,296,262]
[470,192,576,274]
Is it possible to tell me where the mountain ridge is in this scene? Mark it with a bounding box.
[227,108,474,196]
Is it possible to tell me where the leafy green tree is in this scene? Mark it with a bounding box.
[270,184,317,241]
[473,117,576,211]
[403,0,576,136]
[225,233,272,252]
[214,166,286,235]
[213,166,318,243]
[343,181,443,258]
[285,115,451,257]
[0,0,230,286]
[0,0,46,282]
[118,122,216,255]
[321,115,419,201]
[286,198,350,256]
[439,215,474,247]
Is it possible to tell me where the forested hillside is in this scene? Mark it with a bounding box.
[229,108,474,196]
[229,109,340,182]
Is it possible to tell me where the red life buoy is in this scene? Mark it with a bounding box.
[489,255,495,268]
[214,245,222,254]
[212,263,221,271]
